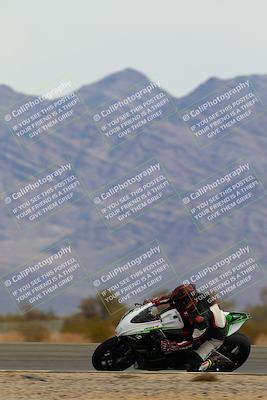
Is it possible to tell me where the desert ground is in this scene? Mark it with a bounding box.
[0,371,266,400]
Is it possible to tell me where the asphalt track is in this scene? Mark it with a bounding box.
[0,344,266,374]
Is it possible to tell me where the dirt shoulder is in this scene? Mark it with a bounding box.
[0,371,266,400]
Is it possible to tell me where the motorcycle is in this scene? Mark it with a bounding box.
[92,302,252,372]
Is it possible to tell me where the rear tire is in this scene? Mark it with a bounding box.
[92,337,135,371]
[217,332,251,372]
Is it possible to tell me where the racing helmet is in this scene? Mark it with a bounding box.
[171,284,198,311]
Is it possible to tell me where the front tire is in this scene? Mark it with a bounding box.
[217,332,251,372]
[92,337,135,371]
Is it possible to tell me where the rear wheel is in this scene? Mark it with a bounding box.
[92,337,135,371]
[217,332,251,372]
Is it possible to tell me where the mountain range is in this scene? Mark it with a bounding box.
[0,68,267,314]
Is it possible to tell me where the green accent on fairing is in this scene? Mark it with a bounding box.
[142,326,162,333]
[226,312,251,325]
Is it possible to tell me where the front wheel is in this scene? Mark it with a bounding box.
[92,337,135,371]
[217,332,251,372]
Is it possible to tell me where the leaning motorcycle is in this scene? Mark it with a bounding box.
[92,302,251,372]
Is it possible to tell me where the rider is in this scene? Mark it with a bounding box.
[147,284,227,371]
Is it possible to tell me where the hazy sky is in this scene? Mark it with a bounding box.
[1,0,266,97]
